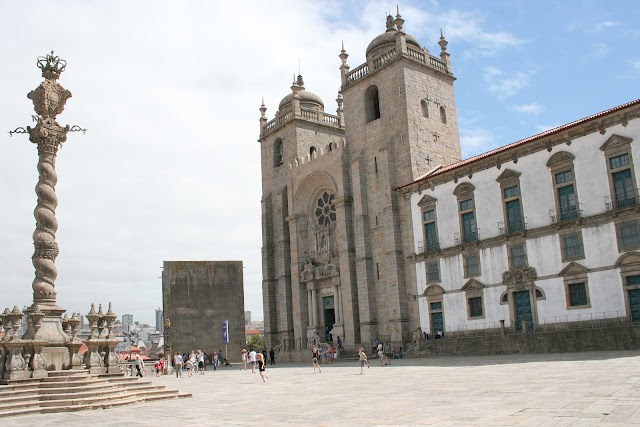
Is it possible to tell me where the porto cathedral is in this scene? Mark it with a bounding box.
[259,10,640,355]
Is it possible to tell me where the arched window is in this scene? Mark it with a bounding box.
[421,100,429,118]
[439,106,447,124]
[365,85,381,123]
[310,146,317,158]
[274,138,283,167]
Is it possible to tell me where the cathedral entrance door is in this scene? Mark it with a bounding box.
[514,290,533,331]
[322,296,335,340]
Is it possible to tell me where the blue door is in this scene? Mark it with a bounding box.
[629,290,640,324]
[514,291,533,331]
[431,312,443,335]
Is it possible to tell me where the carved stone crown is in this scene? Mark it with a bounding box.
[37,51,67,79]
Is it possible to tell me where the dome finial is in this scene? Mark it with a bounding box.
[395,4,404,31]
[296,74,305,89]
[438,28,448,53]
[259,97,267,118]
[385,13,395,32]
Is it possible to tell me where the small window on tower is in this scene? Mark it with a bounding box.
[439,106,447,124]
[310,146,317,158]
[274,138,283,167]
[421,100,429,118]
[365,85,381,123]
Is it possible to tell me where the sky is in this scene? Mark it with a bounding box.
[0,1,638,325]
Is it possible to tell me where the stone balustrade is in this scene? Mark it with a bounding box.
[0,302,120,379]
[345,46,450,87]
[263,108,343,138]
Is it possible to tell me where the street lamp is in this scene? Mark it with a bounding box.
[123,326,137,361]
[164,317,172,374]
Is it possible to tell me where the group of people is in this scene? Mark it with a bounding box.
[240,348,269,382]
[173,349,226,377]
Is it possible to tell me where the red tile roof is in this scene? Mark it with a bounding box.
[398,98,640,191]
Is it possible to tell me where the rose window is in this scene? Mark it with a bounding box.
[315,192,336,226]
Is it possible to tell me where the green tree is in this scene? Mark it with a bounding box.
[246,334,264,350]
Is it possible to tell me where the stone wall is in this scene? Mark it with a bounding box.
[162,261,244,362]
[412,325,640,357]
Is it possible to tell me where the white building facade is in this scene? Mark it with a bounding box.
[399,99,640,336]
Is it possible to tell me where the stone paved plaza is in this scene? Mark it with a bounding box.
[10,351,640,426]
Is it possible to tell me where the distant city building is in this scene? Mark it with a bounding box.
[155,308,164,334]
[122,314,133,332]
[245,311,251,325]
[162,261,245,361]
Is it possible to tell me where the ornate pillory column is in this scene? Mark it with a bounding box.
[9,51,86,372]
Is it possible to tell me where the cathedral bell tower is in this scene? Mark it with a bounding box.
[337,9,462,345]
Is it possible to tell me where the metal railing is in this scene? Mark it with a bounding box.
[416,240,441,253]
[605,193,639,211]
[539,310,628,331]
[429,311,630,339]
[549,205,582,224]
[498,220,527,235]
[454,230,480,245]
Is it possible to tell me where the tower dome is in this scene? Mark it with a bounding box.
[278,75,324,112]
[365,13,421,58]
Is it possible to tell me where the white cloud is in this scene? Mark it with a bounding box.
[591,21,621,32]
[630,59,640,70]
[513,103,543,114]
[460,127,495,158]
[484,67,532,98]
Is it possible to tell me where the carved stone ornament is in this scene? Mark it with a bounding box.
[27,79,72,119]
[502,266,537,285]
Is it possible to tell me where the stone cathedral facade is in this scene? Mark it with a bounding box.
[259,12,462,353]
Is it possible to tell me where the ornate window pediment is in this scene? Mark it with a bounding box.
[496,168,521,182]
[559,261,588,277]
[616,252,640,267]
[546,151,575,167]
[461,278,484,291]
[600,134,633,151]
[423,284,445,297]
[417,194,438,207]
[453,182,475,196]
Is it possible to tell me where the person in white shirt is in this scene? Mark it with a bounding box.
[248,349,257,373]
[174,352,183,378]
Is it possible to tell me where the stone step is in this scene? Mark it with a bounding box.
[0,370,190,418]
[0,391,188,418]
[46,369,91,378]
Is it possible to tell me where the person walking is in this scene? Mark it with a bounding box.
[257,353,269,382]
[359,346,368,374]
[269,348,275,365]
[249,348,257,374]
[174,352,183,378]
[241,349,247,370]
[261,348,268,366]
[312,345,322,374]
[197,350,205,375]
[337,336,343,352]
[134,355,145,377]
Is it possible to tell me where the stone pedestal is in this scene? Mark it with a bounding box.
[23,306,69,371]
[105,339,120,374]
[3,340,30,380]
[83,339,106,374]
[29,341,48,378]
[67,342,84,369]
